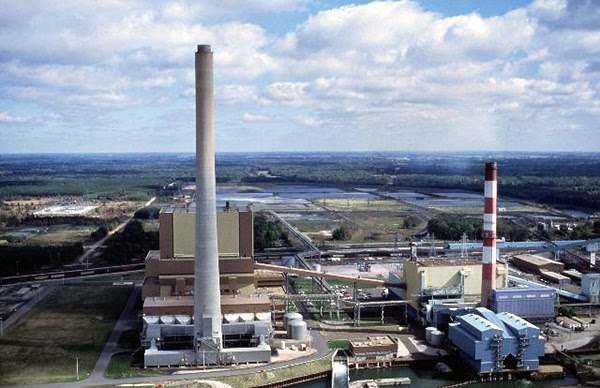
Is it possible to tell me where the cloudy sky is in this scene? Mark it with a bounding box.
[1,0,599,153]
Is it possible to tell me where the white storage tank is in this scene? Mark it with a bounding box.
[425,327,436,343]
[289,320,308,340]
[313,263,322,272]
[283,312,303,328]
[430,330,445,347]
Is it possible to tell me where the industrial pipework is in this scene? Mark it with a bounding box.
[481,162,498,307]
[194,44,223,351]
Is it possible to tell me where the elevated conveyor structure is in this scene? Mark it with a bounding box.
[254,262,406,288]
[508,275,586,301]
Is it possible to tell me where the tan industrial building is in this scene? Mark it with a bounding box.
[142,205,284,307]
[390,258,509,318]
[402,258,508,305]
[511,254,564,275]
[143,294,271,319]
[159,206,253,259]
[349,336,401,362]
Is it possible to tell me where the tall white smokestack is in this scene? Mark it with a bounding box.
[194,44,222,349]
[481,162,498,306]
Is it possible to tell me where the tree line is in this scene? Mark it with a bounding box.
[427,216,531,241]
[0,243,83,277]
[254,214,290,251]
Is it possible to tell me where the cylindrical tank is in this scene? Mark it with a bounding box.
[280,341,286,350]
[425,327,436,342]
[283,312,302,328]
[430,330,445,347]
[289,320,308,340]
[313,263,322,272]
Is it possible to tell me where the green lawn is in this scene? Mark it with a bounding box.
[217,354,332,387]
[81,271,146,284]
[327,340,350,350]
[104,353,164,379]
[104,353,332,387]
[0,285,132,385]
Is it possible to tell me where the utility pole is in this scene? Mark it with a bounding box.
[461,232,469,258]
[428,233,437,258]
[76,357,79,380]
[1,317,3,336]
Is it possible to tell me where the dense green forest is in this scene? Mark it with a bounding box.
[427,216,531,241]
[4,215,120,229]
[0,243,83,277]
[254,214,290,251]
[102,220,158,264]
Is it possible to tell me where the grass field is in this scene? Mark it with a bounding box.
[105,353,164,379]
[318,198,409,213]
[327,340,350,350]
[216,354,331,387]
[0,285,132,385]
[25,224,96,244]
[288,219,335,233]
[288,198,427,243]
[81,271,146,284]
[104,352,332,386]
[432,204,546,215]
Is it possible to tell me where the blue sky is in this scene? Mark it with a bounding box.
[0,0,599,153]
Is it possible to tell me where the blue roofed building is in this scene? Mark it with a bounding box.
[491,287,556,323]
[448,307,545,374]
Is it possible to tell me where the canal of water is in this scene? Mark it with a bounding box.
[292,365,579,388]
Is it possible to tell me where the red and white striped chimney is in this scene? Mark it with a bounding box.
[481,162,498,306]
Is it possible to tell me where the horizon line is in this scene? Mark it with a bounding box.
[1,150,600,156]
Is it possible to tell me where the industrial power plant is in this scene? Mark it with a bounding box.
[137,44,600,383]
[142,45,272,366]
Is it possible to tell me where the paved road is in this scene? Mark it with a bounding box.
[1,286,52,333]
[77,197,156,265]
[89,285,140,380]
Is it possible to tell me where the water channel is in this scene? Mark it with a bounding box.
[292,365,579,388]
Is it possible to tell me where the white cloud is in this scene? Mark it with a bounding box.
[242,113,268,121]
[0,0,599,152]
[0,112,30,124]
[218,84,270,104]
[296,116,324,127]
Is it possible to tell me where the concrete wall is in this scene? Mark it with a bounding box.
[404,260,508,307]
[142,277,160,300]
[218,212,240,256]
[144,349,196,367]
[173,212,196,257]
[146,255,160,277]
[239,210,254,257]
[159,210,253,258]
[159,212,174,260]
